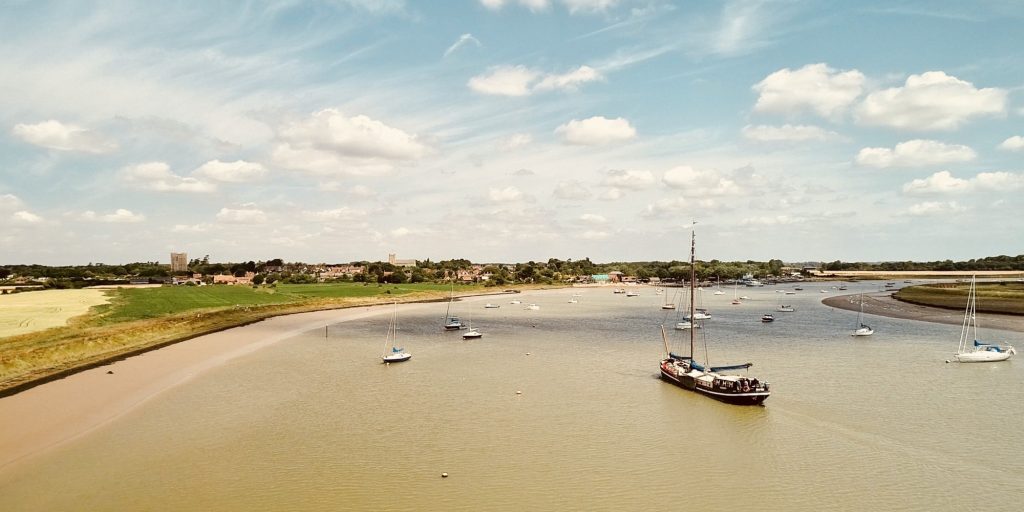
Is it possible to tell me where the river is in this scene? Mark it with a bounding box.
[1,282,1022,511]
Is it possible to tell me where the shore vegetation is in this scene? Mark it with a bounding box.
[894,281,1024,315]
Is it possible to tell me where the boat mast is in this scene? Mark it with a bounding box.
[689,223,696,359]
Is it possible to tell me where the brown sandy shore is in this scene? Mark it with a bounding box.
[0,296,493,474]
[822,292,1024,333]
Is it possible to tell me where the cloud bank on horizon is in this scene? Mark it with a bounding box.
[1,0,1022,265]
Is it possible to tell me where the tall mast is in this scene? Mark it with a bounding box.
[689,223,696,359]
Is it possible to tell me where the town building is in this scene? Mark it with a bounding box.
[170,252,188,272]
[388,253,417,267]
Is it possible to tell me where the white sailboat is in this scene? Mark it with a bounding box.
[851,295,874,336]
[462,314,482,339]
[953,276,1015,362]
[661,289,677,310]
[713,276,725,295]
[381,302,411,363]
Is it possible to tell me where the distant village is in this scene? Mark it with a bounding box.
[1,251,816,293]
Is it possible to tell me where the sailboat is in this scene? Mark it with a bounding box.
[661,289,677,310]
[659,225,770,405]
[713,276,725,295]
[443,282,464,330]
[382,302,411,363]
[462,314,483,339]
[851,295,874,336]
[953,276,1015,362]
[731,281,742,305]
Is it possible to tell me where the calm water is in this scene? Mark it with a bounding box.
[2,282,1023,511]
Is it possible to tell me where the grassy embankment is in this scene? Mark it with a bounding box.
[894,282,1024,315]
[0,282,495,395]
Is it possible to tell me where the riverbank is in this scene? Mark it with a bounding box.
[822,292,1024,333]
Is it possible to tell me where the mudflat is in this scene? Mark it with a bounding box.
[822,292,1024,333]
[0,302,406,472]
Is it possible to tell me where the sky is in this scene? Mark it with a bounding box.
[1,0,1022,266]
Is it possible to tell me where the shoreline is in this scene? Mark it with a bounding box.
[821,292,1024,333]
[0,300,413,473]
[0,290,560,473]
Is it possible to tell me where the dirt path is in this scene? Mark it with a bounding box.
[822,292,1024,333]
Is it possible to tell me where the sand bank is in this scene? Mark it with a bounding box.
[822,292,1024,333]
[0,302,407,472]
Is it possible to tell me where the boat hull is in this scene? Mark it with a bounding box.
[382,354,411,363]
[954,349,1014,362]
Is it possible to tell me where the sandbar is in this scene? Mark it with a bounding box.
[822,292,1024,333]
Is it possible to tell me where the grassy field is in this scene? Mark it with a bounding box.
[0,282,493,394]
[89,282,468,324]
[894,281,1024,315]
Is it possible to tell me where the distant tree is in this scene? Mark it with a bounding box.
[252,274,265,286]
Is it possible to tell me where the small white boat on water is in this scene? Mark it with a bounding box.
[525,303,540,310]
[510,299,522,305]
[952,276,1015,362]
[381,302,411,363]
[776,305,795,312]
[851,295,874,337]
[484,303,500,309]
[626,291,640,297]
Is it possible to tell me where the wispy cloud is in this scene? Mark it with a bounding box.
[443,33,482,58]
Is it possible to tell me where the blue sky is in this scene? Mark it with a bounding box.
[2,0,1022,265]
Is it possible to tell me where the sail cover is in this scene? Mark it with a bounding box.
[392,347,404,353]
[709,363,753,372]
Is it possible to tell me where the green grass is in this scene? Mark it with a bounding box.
[90,282,485,325]
[894,282,1024,315]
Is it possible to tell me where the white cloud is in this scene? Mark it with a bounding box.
[641,197,687,218]
[171,223,213,233]
[80,209,146,223]
[489,186,523,202]
[579,213,607,224]
[390,227,412,237]
[906,201,967,216]
[443,33,482,58]
[11,120,118,154]
[740,215,800,226]
[479,0,551,12]
[998,135,1024,152]
[11,210,44,224]
[278,108,428,161]
[350,185,377,197]
[468,65,540,96]
[753,63,865,120]
[602,169,654,189]
[479,0,616,13]
[973,171,1024,191]
[499,133,533,150]
[561,0,619,14]
[0,193,23,210]
[216,207,267,224]
[552,180,591,200]
[742,124,838,142]
[856,140,976,168]
[301,207,367,221]
[468,65,602,96]
[535,65,602,91]
[901,171,971,194]
[193,160,267,183]
[557,116,636,145]
[903,170,1024,195]
[662,166,741,196]
[271,109,428,177]
[856,71,1007,130]
[120,162,216,193]
[599,188,624,200]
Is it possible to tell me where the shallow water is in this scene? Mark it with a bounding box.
[2,282,1022,511]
